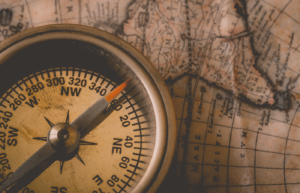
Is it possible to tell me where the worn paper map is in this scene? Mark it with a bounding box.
[0,0,300,192]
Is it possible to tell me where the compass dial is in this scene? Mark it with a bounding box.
[0,25,176,193]
[0,68,154,192]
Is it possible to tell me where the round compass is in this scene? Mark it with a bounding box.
[0,24,176,193]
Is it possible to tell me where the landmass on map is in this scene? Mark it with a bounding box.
[117,0,280,107]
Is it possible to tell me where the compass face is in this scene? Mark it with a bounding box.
[1,68,154,192]
[0,25,176,193]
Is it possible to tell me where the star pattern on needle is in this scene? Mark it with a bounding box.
[33,110,97,174]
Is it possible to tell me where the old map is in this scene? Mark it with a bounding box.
[0,0,300,192]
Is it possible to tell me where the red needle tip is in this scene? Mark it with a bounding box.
[105,79,130,102]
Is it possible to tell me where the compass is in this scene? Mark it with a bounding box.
[0,25,176,193]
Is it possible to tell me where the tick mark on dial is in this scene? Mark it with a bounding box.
[32,137,47,142]
[44,116,54,127]
[66,110,70,124]
[79,140,98,145]
[60,160,65,174]
[75,153,85,165]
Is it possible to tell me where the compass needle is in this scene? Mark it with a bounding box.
[0,143,57,192]
[71,79,130,134]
